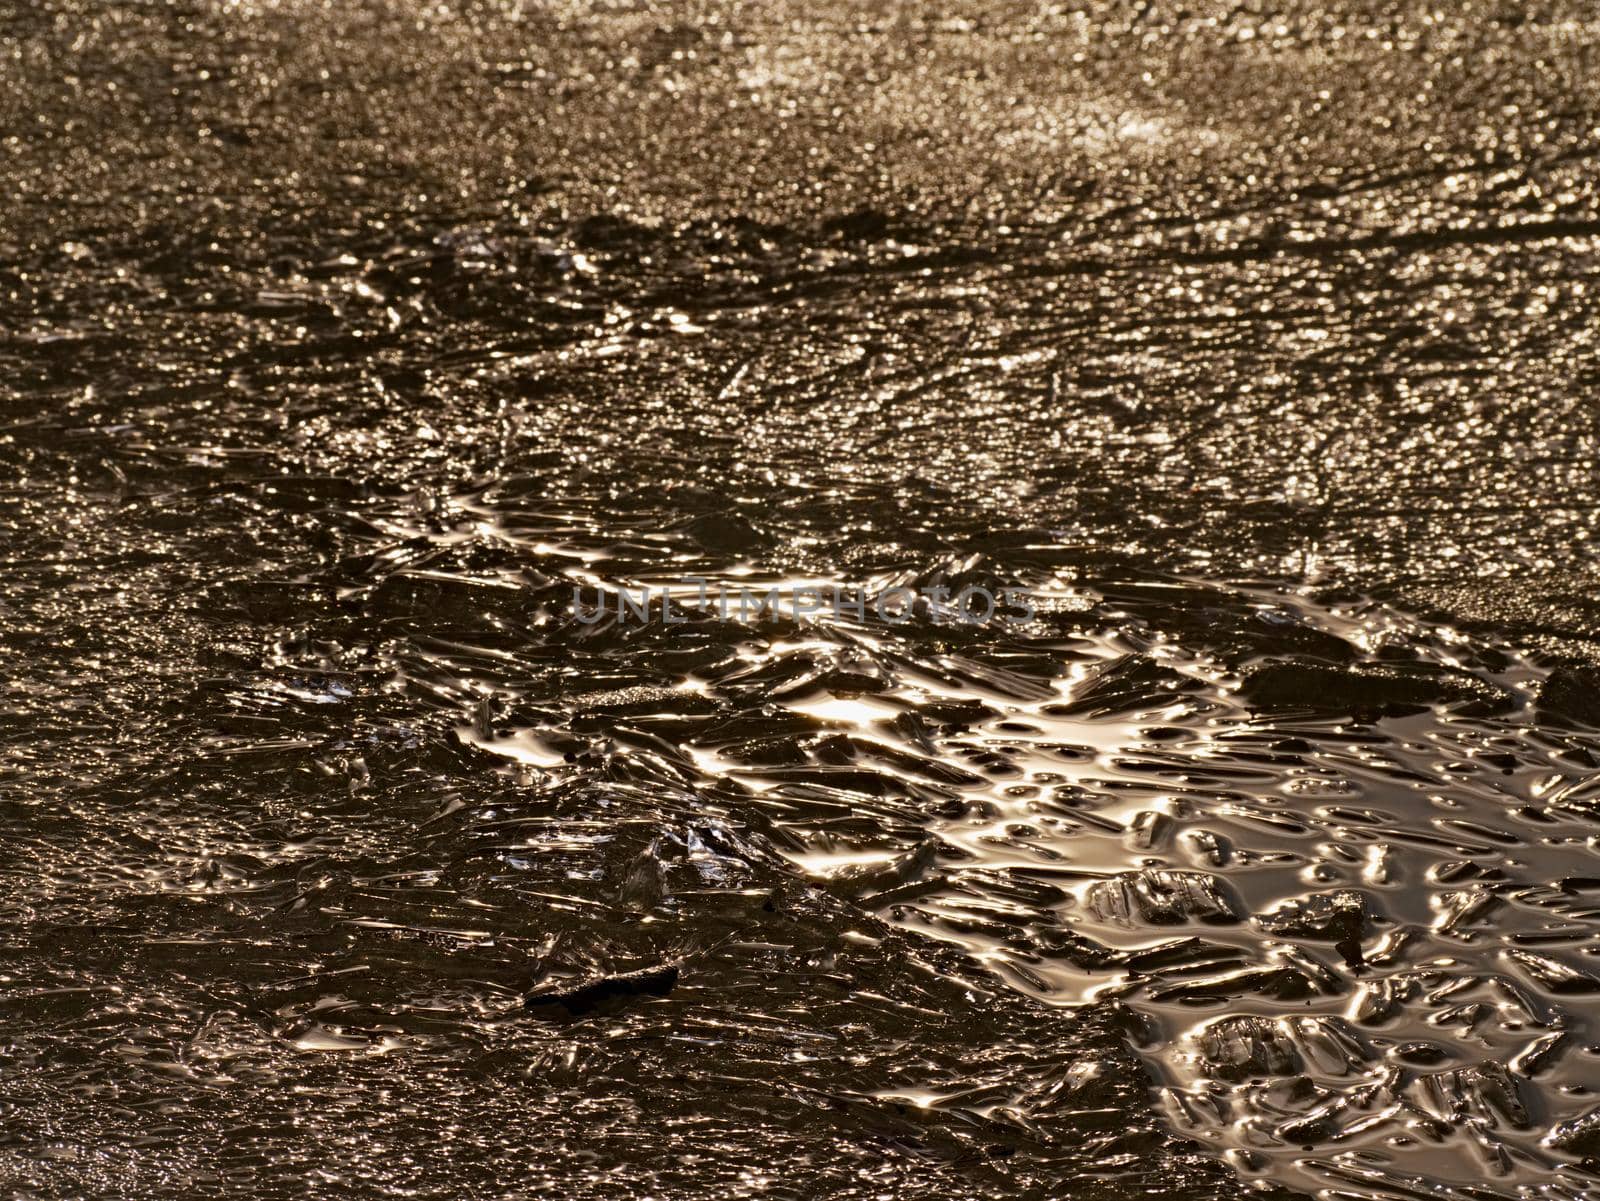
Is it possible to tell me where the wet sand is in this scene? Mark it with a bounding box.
[5,2,1600,1198]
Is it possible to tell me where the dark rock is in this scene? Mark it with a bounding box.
[1538,666,1600,728]
[823,839,941,899]
[1411,1061,1530,1128]
[1432,886,1500,936]
[681,512,769,555]
[1547,1105,1600,1157]
[1240,658,1513,717]
[1045,655,1202,718]
[1030,927,1121,971]
[525,963,679,1018]
[1191,1016,1301,1081]
[616,841,668,911]
[1284,1015,1370,1075]
[1120,936,1242,974]
[1256,889,1373,970]
[1548,776,1600,823]
[1085,582,1359,665]
[1393,1042,1453,1065]
[1150,964,1327,1003]
[1507,950,1600,995]
[1085,869,1244,926]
